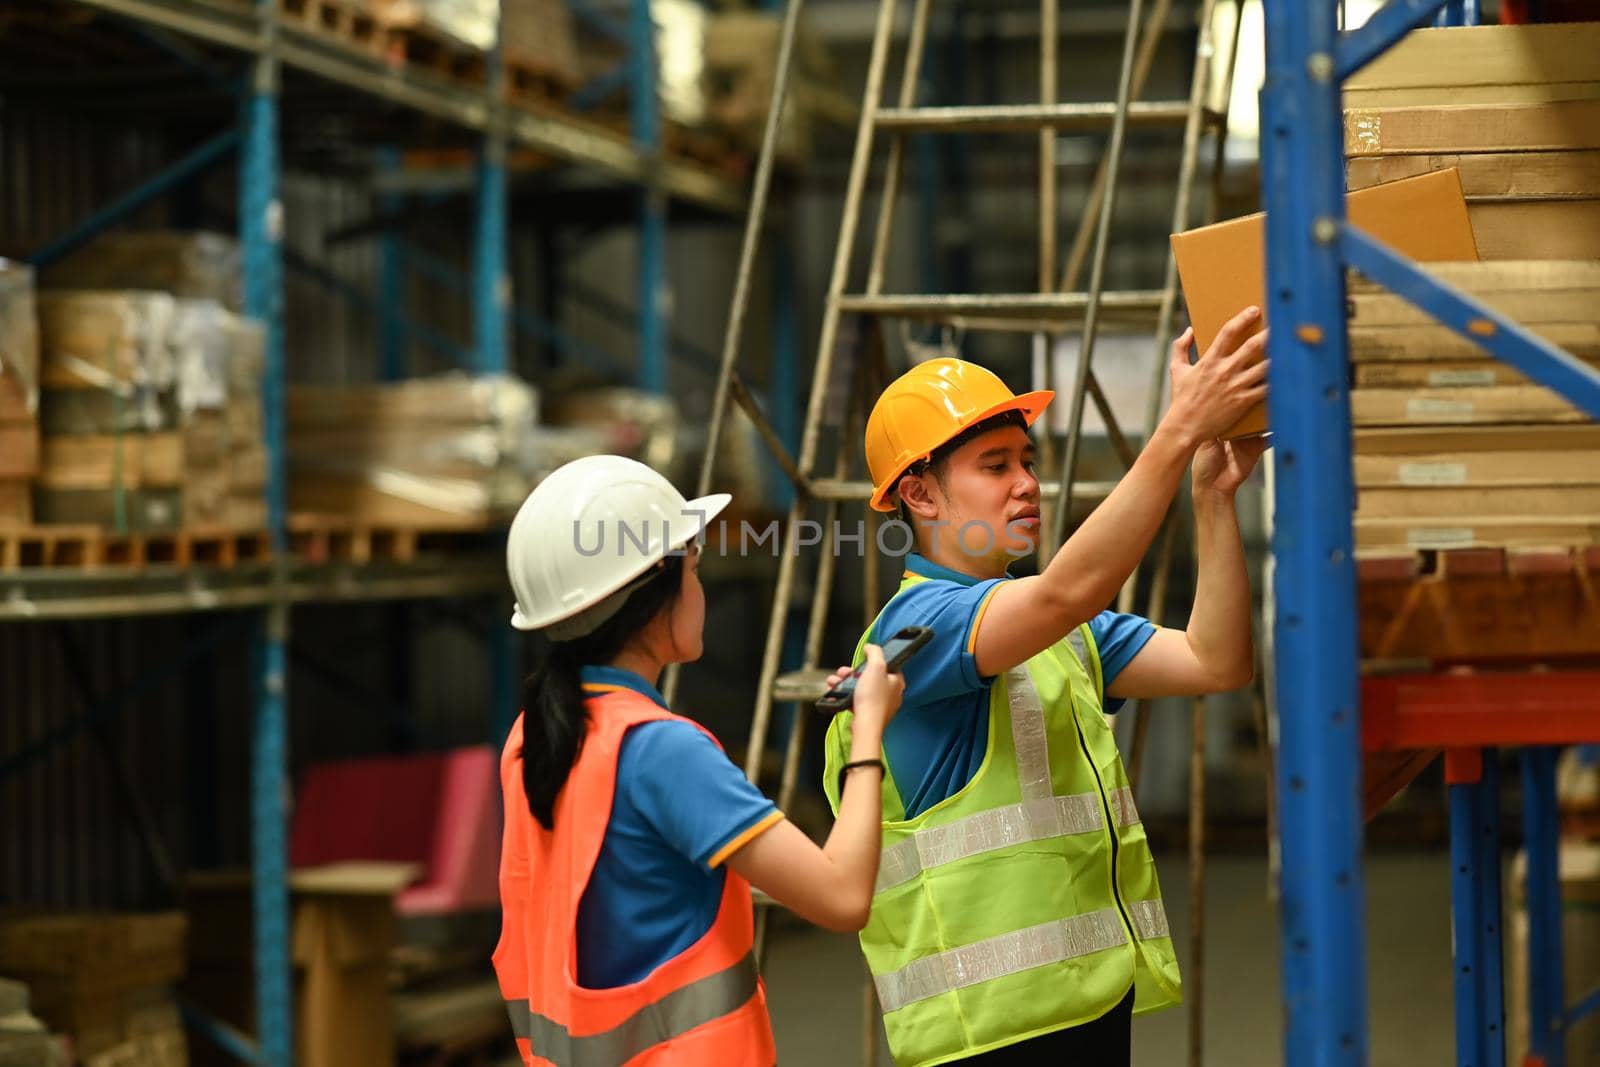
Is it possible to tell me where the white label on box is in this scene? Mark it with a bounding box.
[1407,527,1475,549]
[1408,397,1475,419]
[1428,369,1497,388]
[1349,114,1383,154]
[1398,462,1468,486]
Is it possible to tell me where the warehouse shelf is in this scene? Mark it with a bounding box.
[61,0,746,212]
[0,0,762,1058]
[0,555,506,621]
[1260,1,1600,1064]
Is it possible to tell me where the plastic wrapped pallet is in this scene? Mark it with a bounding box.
[0,259,38,421]
[702,11,853,162]
[364,0,496,49]
[0,260,40,525]
[287,373,540,527]
[34,292,183,533]
[42,232,240,310]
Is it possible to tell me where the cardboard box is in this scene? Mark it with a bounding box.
[1171,168,1480,437]
[32,488,184,532]
[1351,383,1584,426]
[36,432,185,491]
[1354,426,1600,487]
[1468,201,1600,260]
[0,420,38,480]
[184,863,416,1067]
[1350,321,1600,363]
[1344,99,1600,156]
[1347,150,1600,198]
[1344,22,1600,100]
[0,479,30,526]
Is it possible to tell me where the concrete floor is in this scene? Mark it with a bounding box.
[763,851,1457,1066]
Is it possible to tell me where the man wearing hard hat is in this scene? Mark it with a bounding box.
[824,307,1270,1065]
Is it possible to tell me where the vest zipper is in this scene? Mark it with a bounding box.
[1070,707,1136,941]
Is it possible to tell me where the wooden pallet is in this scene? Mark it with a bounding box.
[287,514,502,565]
[279,0,382,57]
[0,525,273,570]
[379,21,487,83]
[1358,545,1600,662]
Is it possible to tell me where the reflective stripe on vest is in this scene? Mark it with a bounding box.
[875,793,1105,893]
[504,952,759,1067]
[1108,785,1140,828]
[874,666,1143,896]
[873,907,1128,1013]
[1126,899,1170,941]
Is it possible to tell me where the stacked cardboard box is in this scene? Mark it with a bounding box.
[1341,24,1600,551]
[32,231,269,538]
[0,913,188,1065]
[43,231,240,310]
[702,12,853,163]
[34,291,185,532]
[1350,261,1600,549]
[1345,22,1600,259]
[0,262,39,527]
[287,373,539,528]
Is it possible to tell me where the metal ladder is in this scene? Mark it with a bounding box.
[664,0,1249,1062]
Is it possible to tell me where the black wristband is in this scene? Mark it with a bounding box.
[837,758,885,800]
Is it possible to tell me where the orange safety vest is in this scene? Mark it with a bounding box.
[493,687,777,1067]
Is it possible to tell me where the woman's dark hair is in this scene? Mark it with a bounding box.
[521,551,686,828]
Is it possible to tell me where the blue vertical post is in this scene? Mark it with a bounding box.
[475,3,518,743]
[1451,770,1488,1067]
[631,0,666,393]
[241,2,292,1064]
[377,147,407,380]
[1260,2,1367,1064]
[1523,747,1567,1067]
[1475,752,1506,1067]
[1450,753,1507,1067]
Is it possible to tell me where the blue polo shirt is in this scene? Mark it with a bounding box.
[863,554,1157,819]
[574,666,781,990]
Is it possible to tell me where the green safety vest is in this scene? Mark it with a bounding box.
[824,572,1182,1067]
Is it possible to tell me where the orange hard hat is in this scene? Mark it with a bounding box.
[864,358,1053,512]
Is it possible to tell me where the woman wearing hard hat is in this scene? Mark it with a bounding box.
[492,454,903,1066]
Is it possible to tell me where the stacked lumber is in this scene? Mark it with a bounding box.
[1343,25,1600,553]
[0,913,188,1066]
[1349,261,1600,551]
[1345,22,1600,259]
[0,261,39,527]
[287,373,539,528]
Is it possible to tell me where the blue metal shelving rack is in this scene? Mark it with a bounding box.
[1260,2,1600,1064]
[3,3,786,1064]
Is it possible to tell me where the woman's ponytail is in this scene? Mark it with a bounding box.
[519,552,686,828]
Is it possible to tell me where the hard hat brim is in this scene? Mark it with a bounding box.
[510,491,733,632]
[868,389,1054,512]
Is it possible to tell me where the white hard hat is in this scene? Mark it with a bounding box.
[507,455,731,639]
